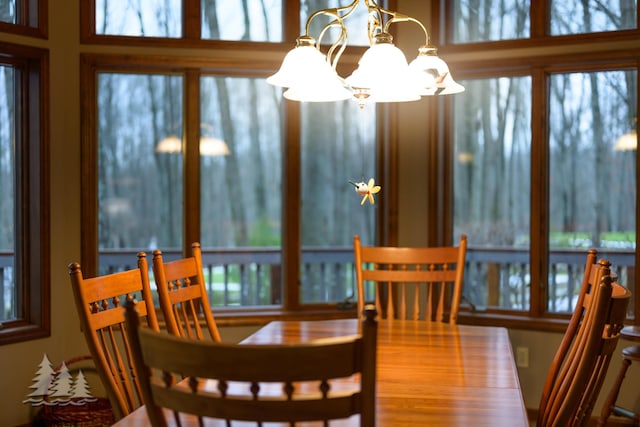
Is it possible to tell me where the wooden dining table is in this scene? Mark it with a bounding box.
[114,318,529,426]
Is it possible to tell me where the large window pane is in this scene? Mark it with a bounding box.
[0,0,16,24]
[0,65,15,322]
[451,0,530,43]
[453,76,532,311]
[550,0,636,35]
[548,70,637,316]
[202,0,282,41]
[200,76,282,307]
[96,0,181,37]
[98,73,183,273]
[300,101,376,304]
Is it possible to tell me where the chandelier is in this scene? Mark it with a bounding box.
[267,0,464,107]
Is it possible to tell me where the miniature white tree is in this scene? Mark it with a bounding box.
[49,361,74,401]
[23,353,55,402]
[70,370,96,401]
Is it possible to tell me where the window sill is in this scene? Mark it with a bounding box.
[457,311,570,333]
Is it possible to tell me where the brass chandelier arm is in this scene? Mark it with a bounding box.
[301,0,360,70]
[384,15,430,45]
[318,17,348,69]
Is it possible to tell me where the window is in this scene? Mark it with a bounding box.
[0,0,47,38]
[453,76,532,311]
[300,102,377,305]
[549,0,636,35]
[442,0,638,327]
[451,0,530,43]
[81,2,384,319]
[0,41,50,345]
[96,0,182,38]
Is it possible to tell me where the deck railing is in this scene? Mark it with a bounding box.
[0,247,635,320]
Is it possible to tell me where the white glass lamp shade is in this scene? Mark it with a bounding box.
[267,45,329,88]
[156,135,182,153]
[346,39,421,103]
[614,131,637,151]
[283,75,351,102]
[408,47,465,96]
[200,137,230,156]
[156,135,230,156]
[268,42,352,102]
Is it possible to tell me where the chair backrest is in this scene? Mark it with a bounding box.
[152,242,221,342]
[538,249,597,418]
[124,300,378,427]
[68,253,160,420]
[353,234,467,323]
[537,257,631,427]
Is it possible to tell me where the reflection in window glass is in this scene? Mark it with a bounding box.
[453,77,532,311]
[0,0,16,24]
[548,70,637,314]
[200,76,283,306]
[96,0,181,37]
[0,65,16,322]
[550,0,636,35]
[97,73,183,274]
[202,0,282,41]
[301,101,376,304]
[452,0,530,43]
[302,0,371,45]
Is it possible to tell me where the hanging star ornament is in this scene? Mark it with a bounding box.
[349,178,381,205]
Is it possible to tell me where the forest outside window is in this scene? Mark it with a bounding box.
[0,42,50,345]
[453,75,532,312]
[93,0,283,41]
[549,0,636,35]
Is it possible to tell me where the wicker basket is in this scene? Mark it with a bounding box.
[36,397,114,427]
[31,355,115,427]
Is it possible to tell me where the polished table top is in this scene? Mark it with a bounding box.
[114,318,529,426]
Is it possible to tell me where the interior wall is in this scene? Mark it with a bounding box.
[0,2,87,426]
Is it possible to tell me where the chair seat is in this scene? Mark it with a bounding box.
[621,345,640,361]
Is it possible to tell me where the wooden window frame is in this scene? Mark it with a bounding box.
[0,41,51,345]
[78,1,399,325]
[433,1,640,330]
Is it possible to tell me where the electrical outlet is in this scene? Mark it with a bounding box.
[516,347,529,368]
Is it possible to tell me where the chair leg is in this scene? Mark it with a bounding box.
[598,358,632,426]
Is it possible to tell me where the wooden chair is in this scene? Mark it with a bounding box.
[353,234,467,323]
[536,258,631,427]
[152,242,221,342]
[124,300,378,427]
[68,253,160,421]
